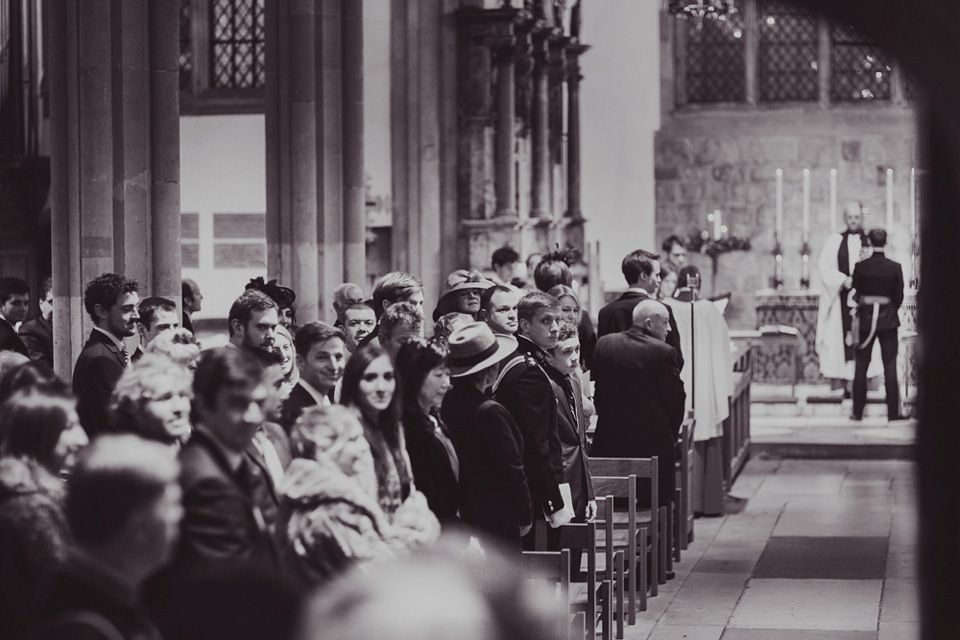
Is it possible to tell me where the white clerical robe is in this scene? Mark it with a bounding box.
[816,232,881,380]
[663,298,732,441]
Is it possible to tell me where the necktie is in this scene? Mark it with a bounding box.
[120,344,130,367]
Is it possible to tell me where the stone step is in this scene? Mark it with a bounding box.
[751,397,899,418]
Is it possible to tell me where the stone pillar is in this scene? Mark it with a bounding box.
[565,39,589,252]
[342,0,366,285]
[265,0,356,322]
[530,29,551,219]
[494,45,517,217]
[390,0,459,306]
[46,0,181,381]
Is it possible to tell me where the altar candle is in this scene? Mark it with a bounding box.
[802,168,810,239]
[713,209,722,240]
[829,168,838,233]
[886,168,895,231]
[910,167,917,237]
[775,168,783,240]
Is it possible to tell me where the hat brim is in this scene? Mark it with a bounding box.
[448,334,518,378]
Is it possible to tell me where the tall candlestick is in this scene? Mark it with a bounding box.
[910,167,917,237]
[713,209,722,240]
[775,168,783,239]
[802,168,810,239]
[830,168,838,233]
[886,168,895,231]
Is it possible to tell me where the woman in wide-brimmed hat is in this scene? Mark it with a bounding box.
[432,270,495,322]
[247,277,299,332]
[439,322,532,553]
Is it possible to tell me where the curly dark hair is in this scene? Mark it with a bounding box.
[83,273,139,324]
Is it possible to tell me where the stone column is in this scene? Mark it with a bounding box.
[390,0,459,305]
[530,29,551,219]
[46,0,181,381]
[342,0,366,285]
[265,0,354,322]
[494,44,517,217]
[565,40,589,251]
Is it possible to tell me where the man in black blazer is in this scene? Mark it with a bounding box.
[0,277,30,357]
[18,276,53,367]
[494,291,569,546]
[73,274,140,437]
[597,249,683,369]
[177,347,278,569]
[851,229,905,421]
[591,299,686,508]
[279,321,345,432]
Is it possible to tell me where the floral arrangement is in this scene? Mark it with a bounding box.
[685,231,751,258]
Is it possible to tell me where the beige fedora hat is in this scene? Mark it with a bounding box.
[446,322,517,377]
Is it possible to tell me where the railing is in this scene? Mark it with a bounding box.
[722,341,753,489]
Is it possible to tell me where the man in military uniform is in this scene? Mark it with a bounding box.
[494,291,572,548]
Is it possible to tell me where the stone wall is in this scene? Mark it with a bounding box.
[654,108,918,329]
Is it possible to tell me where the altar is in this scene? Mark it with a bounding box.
[753,289,918,387]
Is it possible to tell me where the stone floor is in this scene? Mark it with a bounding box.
[622,458,918,639]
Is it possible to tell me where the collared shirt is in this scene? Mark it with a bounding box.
[251,429,285,489]
[625,287,653,296]
[297,378,332,408]
[93,326,130,366]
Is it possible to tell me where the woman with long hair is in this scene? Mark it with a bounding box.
[394,338,459,524]
[0,384,85,637]
[339,345,438,535]
[274,323,299,399]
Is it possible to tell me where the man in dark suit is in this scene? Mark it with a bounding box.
[280,321,345,432]
[493,291,570,546]
[181,279,203,334]
[18,276,52,367]
[177,347,278,569]
[597,249,683,369]
[0,276,30,357]
[73,273,140,437]
[592,299,686,508]
[851,229,905,421]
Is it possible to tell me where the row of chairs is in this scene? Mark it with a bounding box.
[522,418,697,640]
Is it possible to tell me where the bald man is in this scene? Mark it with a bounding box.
[332,283,365,327]
[591,299,686,508]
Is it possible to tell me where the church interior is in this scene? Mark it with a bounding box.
[3,0,960,637]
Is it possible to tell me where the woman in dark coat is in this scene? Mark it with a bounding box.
[395,338,460,525]
[440,322,532,553]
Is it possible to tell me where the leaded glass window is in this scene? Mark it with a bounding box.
[758,0,818,102]
[211,0,265,90]
[179,0,192,91]
[685,13,746,104]
[830,23,891,102]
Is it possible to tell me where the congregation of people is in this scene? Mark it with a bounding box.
[0,239,746,639]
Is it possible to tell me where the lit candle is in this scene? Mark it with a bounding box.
[829,168,838,233]
[775,168,783,240]
[802,168,810,239]
[886,168,895,231]
[910,167,917,237]
[713,209,722,240]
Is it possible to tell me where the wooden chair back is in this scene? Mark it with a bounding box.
[522,549,573,639]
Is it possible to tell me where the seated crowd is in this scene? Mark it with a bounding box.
[0,242,708,639]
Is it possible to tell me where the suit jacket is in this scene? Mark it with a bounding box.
[441,384,532,552]
[545,365,595,519]
[17,315,51,366]
[402,408,460,525]
[852,251,904,333]
[493,336,565,517]
[72,330,127,437]
[597,290,684,369]
[577,309,598,371]
[0,317,28,357]
[279,380,321,434]
[590,326,686,505]
[176,430,278,570]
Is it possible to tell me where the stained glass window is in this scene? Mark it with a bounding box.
[179,0,192,91]
[830,22,891,102]
[758,0,819,102]
[211,0,265,90]
[685,12,746,104]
